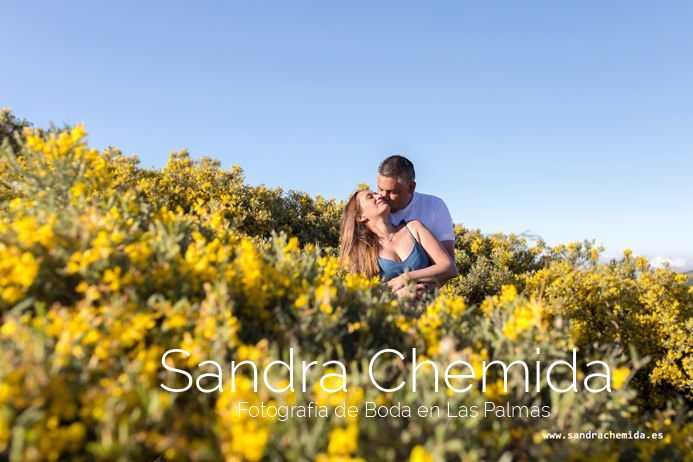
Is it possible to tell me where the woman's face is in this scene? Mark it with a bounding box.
[357,190,389,222]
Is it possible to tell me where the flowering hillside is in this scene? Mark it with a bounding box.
[0,113,691,461]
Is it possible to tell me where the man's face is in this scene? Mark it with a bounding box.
[377,175,415,213]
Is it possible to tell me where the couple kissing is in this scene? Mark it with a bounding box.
[339,155,459,297]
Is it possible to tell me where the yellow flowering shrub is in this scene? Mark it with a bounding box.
[522,243,693,404]
[0,115,690,461]
[446,226,545,305]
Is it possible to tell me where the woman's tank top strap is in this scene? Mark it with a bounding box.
[404,224,417,243]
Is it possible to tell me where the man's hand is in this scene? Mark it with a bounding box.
[416,281,438,292]
[387,274,408,292]
[394,282,433,300]
[389,275,438,299]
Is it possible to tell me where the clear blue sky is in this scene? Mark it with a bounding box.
[5,1,692,270]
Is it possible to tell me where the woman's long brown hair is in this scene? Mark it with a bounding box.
[338,191,381,276]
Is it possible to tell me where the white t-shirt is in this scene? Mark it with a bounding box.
[389,192,455,242]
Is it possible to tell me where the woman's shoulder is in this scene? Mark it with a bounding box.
[404,219,423,228]
[404,219,429,234]
[403,220,428,241]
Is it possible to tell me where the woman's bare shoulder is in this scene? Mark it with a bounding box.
[406,219,431,234]
[405,220,429,241]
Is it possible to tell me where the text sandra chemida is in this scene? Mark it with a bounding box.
[160,347,616,395]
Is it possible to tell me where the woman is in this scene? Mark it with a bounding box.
[338,190,458,295]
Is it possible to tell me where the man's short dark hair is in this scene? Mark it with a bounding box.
[377,155,416,181]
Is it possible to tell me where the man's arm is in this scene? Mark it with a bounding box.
[441,240,455,259]
[404,239,454,296]
[433,199,456,260]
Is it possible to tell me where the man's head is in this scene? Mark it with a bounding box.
[377,155,416,213]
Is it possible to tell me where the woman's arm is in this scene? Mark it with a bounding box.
[387,220,459,291]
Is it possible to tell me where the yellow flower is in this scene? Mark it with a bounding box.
[294,294,309,309]
[0,245,38,304]
[470,236,484,254]
[502,300,544,340]
[163,313,187,330]
[327,424,359,456]
[485,378,509,403]
[409,445,433,462]
[316,283,337,314]
[70,182,87,200]
[612,367,630,390]
[216,375,273,462]
[0,320,17,337]
[499,284,518,304]
[282,236,299,257]
[102,267,122,291]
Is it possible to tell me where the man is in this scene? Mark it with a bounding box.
[376,155,456,258]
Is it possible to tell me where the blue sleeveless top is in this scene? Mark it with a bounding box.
[377,225,431,281]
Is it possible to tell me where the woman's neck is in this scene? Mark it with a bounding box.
[368,215,395,240]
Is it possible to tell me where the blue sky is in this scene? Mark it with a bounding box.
[4,1,692,270]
